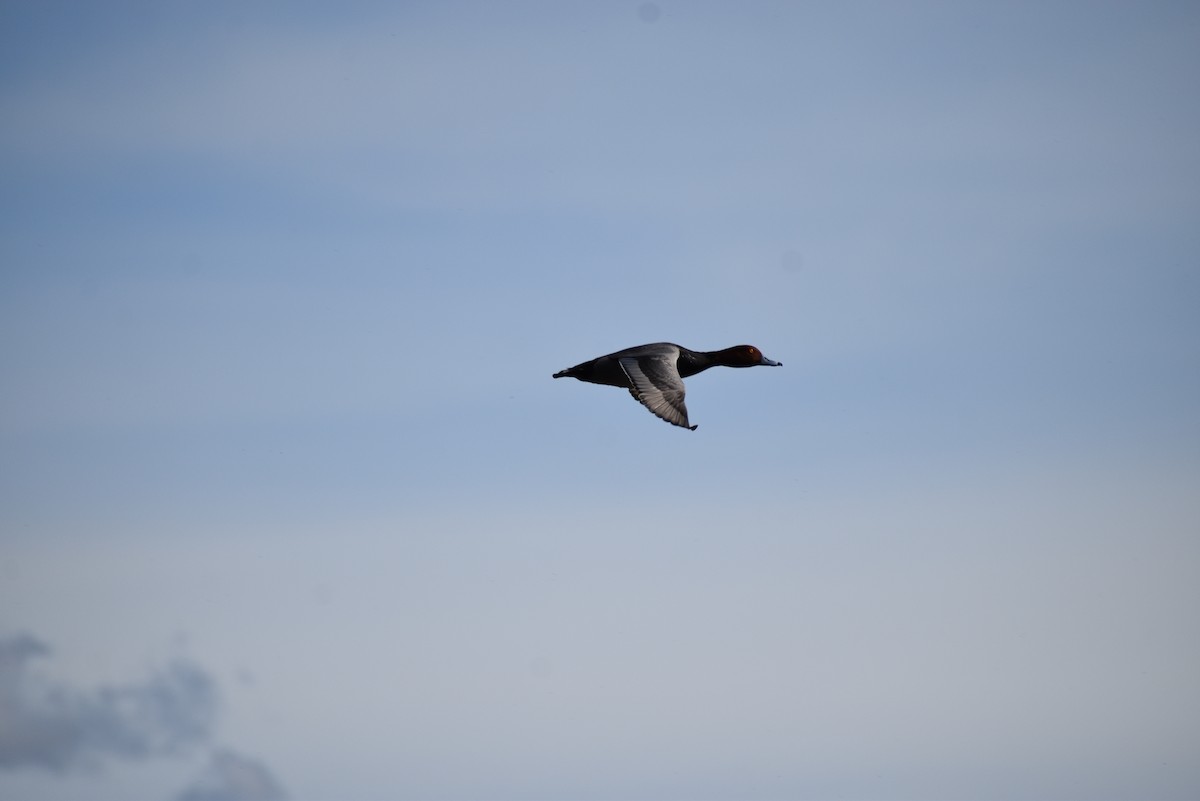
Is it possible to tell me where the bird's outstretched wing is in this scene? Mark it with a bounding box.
[619,355,697,430]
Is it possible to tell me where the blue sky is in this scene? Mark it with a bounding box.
[2,1,1198,799]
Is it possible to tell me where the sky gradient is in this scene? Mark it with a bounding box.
[2,2,1199,799]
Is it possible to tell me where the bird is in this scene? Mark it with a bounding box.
[552,342,781,430]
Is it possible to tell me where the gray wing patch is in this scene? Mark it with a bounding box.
[619,356,697,430]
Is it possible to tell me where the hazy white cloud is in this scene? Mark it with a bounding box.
[176,750,288,801]
[0,632,216,773]
[0,632,288,800]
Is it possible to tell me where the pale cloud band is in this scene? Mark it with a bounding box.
[0,633,286,800]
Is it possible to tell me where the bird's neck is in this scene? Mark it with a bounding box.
[677,348,722,378]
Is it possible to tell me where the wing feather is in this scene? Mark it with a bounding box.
[619,355,697,430]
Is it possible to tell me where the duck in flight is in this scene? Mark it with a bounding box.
[552,342,781,430]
